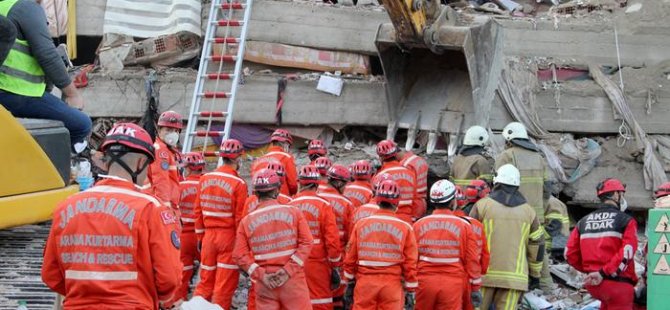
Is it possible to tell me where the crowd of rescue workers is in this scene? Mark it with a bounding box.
[40,111,650,310]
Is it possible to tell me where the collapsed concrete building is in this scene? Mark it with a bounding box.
[72,0,670,210]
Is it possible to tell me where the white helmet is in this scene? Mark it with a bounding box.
[502,122,528,141]
[493,164,521,186]
[430,179,457,204]
[463,126,489,146]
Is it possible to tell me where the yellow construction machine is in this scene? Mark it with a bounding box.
[0,106,79,229]
[376,0,500,152]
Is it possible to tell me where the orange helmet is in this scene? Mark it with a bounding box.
[271,129,293,145]
[376,140,398,160]
[220,139,243,159]
[252,169,281,192]
[298,165,321,186]
[376,180,400,205]
[455,186,468,209]
[464,179,490,203]
[182,152,205,170]
[157,111,183,129]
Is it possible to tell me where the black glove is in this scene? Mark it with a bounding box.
[331,267,342,290]
[344,281,355,310]
[545,219,562,238]
[404,291,415,310]
[471,290,483,308]
[529,276,541,290]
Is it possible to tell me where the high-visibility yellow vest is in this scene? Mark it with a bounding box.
[0,0,46,97]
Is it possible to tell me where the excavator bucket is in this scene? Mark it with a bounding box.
[375,7,499,152]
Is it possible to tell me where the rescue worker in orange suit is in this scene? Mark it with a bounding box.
[351,173,394,226]
[318,164,354,309]
[566,178,638,310]
[451,125,494,188]
[42,122,181,309]
[193,139,248,309]
[251,129,298,196]
[343,160,374,208]
[413,180,483,310]
[399,149,429,219]
[146,110,183,209]
[242,161,293,310]
[233,168,314,309]
[177,152,206,302]
[470,164,544,310]
[374,140,418,223]
[291,165,343,309]
[315,156,333,188]
[454,180,491,310]
[343,179,419,310]
[309,139,328,164]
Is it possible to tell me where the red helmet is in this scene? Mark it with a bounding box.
[655,182,670,199]
[314,157,332,176]
[271,129,293,145]
[101,122,155,161]
[264,161,286,177]
[157,111,183,129]
[455,186,468,209]
[376,179,400,205]
[596,178,626,197]
[372,173,393,193]
[327,164,351,182]
[376,140,398,160]
[220,139,243,159]
[183,152,205,170]
[298,165,321,186]
[352,160,372,180]
[308,140,327,156]
[464,179,490,203]
[252,168,282,192]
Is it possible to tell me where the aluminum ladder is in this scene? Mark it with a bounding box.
[181,0,253,164]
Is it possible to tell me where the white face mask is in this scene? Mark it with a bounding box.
[619,197,628,212]
[163,132,180,147]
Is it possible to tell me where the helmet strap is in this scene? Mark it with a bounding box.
[108,151,151,184]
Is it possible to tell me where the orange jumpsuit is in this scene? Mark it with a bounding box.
[413,209,482,310]
[351,202,380,226]
[317,184,354,308]
[177,174,201,301]
[343,180,373,208]
[251,146,298,196]
[401,152,429,219]
[290,191,343,310]
[242,193,293,310]
[41,177,182,309]
[193,165,248,309]
[233,199,314,310]
[455,209,490,310]
[376,161,418,223]
[145,138,181,208]
[344,209,418,310]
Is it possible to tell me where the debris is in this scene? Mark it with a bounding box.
[180,296,223,310]
[522,290,554,310]
[625,2,642,13]
[550,263,585,289]
[317,74,344,96]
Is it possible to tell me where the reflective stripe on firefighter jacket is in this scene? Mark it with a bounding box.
[290,191,342,265]
[470,196,543,291]
[194,165,248,232]
[454,210,490,276]
[413,209,482,288]
[179,175,201,233]
[250,146,298,196]
[495,146,548,221]
[232,200,313,282]
[145,138,181,208]
[352,203,380,226]
[342,181,373,208]
[376,161,417,223]
[41,177,182,309]
[565,204,638,283]
[317,185,354,246]
[401,152,429,196]
[544,196,570,249]
[242,193,292,218]
[343,209,418,289]
[451,153,494,186]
